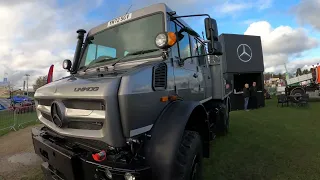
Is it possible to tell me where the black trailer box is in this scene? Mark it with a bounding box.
[219,34,265,111]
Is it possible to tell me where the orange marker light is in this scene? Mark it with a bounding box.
[160,96,169,102]
[167,32,177,46]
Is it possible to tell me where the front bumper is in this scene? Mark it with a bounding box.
[32,127,151,180]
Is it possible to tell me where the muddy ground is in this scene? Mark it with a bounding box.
[0,125,43,180]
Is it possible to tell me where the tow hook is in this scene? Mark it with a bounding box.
[92,150,107,162]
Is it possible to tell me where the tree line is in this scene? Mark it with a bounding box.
[33,75,48,91]
[264,67,313,80]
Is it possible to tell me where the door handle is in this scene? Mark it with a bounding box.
[193,73,198,78]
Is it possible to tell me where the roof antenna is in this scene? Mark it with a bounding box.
[126,4,133,14]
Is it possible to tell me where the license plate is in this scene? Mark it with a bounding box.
[107,13,132,27]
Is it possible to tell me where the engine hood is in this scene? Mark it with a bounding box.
[35,76,121,100]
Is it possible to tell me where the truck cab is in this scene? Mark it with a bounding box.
[32,3,230,180]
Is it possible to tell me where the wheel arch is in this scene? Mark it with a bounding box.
[144,100,210,180]
[185,104,210,158]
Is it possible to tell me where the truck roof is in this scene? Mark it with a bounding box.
[87,3,194,37]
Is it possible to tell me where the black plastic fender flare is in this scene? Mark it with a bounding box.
[144,100,207,180]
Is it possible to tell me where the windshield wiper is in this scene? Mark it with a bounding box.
[127,49,159,56]
[112,49,160,66]
[82,57,117,72]
[81,48,160,72]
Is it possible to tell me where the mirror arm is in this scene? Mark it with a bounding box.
[177,53,214,66]
[170,14,211,21]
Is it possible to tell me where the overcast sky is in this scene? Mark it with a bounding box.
[0,0,319,89]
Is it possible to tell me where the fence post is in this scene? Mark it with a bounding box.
[17,105,38,129]
[12,109,17,131]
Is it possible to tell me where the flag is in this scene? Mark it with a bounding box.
[47,65,54,84]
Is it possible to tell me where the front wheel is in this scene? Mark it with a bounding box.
[171,131,203,180]
[290,88,304,103]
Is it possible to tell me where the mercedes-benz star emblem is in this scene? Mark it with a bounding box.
[237,44,252,62]
[51,101,65,128]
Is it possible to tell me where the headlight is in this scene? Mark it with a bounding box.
[155,32,177,49]
[124,172,136,180]
[62,59,72,70]
[104,169,112,179]
[155,33,167,48]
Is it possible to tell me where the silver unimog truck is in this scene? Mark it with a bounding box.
[31,3,231,180]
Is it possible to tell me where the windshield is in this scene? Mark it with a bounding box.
[79,13,164,70]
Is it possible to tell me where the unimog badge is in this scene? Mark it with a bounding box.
[74,87,99,92]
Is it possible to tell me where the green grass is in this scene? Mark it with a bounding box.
[204,99,320,180]
[0,111,38,136]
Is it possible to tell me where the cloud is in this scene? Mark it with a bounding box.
[1,0,229,90]
[218,2,249,14]
[264,57,320,74]
[245,21,318,54]
[257,0,273,10]
[292,0,320,31]
[119,0,210,15]
[213,0,273,17]
[0,0,104,90]
[244,21,319,73]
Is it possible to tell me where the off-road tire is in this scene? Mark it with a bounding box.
[171,131,203,180]
[290,88,304,103]
[217,103,229,135]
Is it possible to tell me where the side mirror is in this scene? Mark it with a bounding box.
[63,59,72,71]
[205,18,222,56]
[213,41,223,55]
[207,41,223,56]
[204,18,218,41]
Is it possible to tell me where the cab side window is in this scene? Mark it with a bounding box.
[176,25,191,59]
[190,37,198,56]
[196,40,206,66]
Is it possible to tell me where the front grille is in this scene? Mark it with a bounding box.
[41,112,103,130]
[68,121,103,130]
[37,99,105,111]
[37,98,105,131]
[41,113,52,122]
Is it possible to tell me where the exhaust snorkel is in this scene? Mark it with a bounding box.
[71,29,86,74]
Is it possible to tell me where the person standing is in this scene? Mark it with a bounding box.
[250,82,258,109]
[243,83,250,111]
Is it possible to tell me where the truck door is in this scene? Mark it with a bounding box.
[168,20,204,101]
[190,38,211,99]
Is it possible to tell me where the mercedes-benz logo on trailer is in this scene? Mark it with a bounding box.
[237,44,252,62]
[51,101,66,128]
